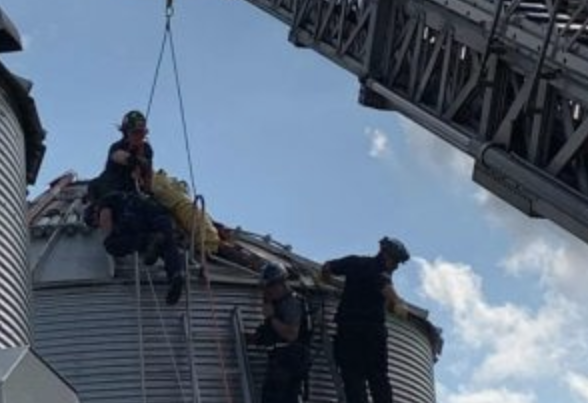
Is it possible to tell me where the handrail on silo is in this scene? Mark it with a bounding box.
[231,307,258,403]
[135,252,191,403]
[192,194,234,403]
[27,171,76,225]
[139,255,190,402]
[137,263,189,403]
[183,250,201,403]
[134,253,147,403]
[31,199,81,274]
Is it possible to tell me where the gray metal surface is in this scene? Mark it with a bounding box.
[0,346,79,403]
[28,180,441,402]
[0,83,31,348]
[238,0,588,245]
[31,231,114,283]
[0,7,21,52]
[0,8,47,350]
[31,236,440,403]
[0,60,45,185]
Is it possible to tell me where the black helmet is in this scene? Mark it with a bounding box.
[121,110,147,134]
[260,262,288,286]
[379,237,410,263]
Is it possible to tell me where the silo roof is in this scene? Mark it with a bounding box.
[28,175,443,359]
[0,7,46,185]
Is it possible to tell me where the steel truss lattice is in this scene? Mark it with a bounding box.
[243,0,588,243]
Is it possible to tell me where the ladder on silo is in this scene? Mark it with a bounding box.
[133,192,239,403]
[231,288,348,403]
[134,193,242,403]
[134,252,202,403]
[232,307,258,403]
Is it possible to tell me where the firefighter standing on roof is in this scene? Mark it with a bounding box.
[247,262,311,403]
[321,237,410,403]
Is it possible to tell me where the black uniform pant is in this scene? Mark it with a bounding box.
[103,195,183,280]
[334,324,392,403]
[262,344,309,403]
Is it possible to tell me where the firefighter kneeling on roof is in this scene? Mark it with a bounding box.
[247,262,311,403]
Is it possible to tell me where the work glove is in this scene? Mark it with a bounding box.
[391,301,409,319]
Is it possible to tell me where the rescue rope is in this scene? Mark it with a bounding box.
[192,195,234,403]
[134,254,148,403]
[145,0,197,199]
[145,2,234,402]
[183,250,202,403]
[144,266,189,402]
[145,18,168,119]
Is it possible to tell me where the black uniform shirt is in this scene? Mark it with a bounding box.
[327,255,390,326]
[102,139,153,194]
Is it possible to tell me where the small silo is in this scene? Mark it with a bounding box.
[29,178,442,403]
[0,7,79,403]
[0,8,45,349]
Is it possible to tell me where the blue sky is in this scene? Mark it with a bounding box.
[5,1,588,402]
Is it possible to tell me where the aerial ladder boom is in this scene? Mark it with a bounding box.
[240,0,588,244]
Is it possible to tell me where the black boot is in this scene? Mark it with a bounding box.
[166,272,185,305]
[143,233,165,266]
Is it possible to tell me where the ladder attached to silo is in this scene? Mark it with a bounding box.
[134,252,202,403]
[232,307,258,403]
[133,193,239,403]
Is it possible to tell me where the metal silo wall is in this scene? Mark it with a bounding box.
[388,317,437,402]
[318,299,438,403]
[33,273,437,403]
[33,280,268,403]
[0,85,31,348]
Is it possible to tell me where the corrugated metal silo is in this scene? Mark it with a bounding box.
[0,6,45,349]
[29,181,442,403]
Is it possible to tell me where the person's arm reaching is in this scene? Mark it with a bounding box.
[382,281,408,318]
[321,256,360,283]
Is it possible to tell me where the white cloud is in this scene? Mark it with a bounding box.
[364,127,390,159]
[397,115,473,180]
[397,112,588,315]
[394,104,588,402]
[445,388,536,403]
[566,372,588,402]
[21,34,32,50]
[417,257,585,383]
[474,187,588,303]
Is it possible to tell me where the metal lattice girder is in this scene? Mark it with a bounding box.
[242,0,588,243]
